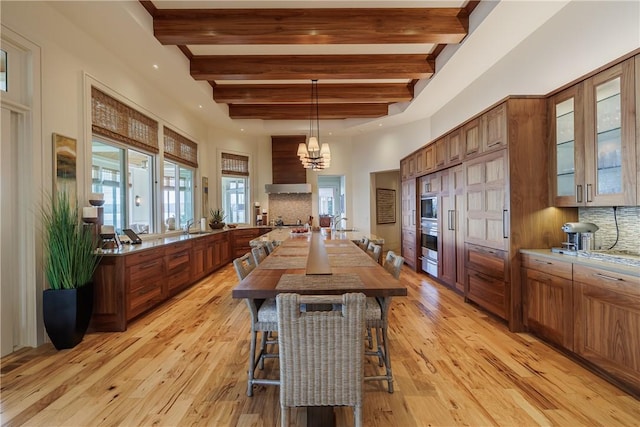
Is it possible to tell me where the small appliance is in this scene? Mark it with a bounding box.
[552,222,599,255]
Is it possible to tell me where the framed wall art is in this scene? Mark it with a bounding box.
[376,188,396,224]
[53,133,77,207]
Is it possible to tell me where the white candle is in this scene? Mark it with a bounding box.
[82,206,98,218]
[200,218,206,231]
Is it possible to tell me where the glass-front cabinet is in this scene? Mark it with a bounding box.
[584,59,636,206]
[550,85,585,206]
[550,58,636,207]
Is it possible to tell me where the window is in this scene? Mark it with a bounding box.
[92,139,154,233]
[163,160,194,231]
[221,152,249,224]
[221,176,246,223]
[318,175,345,217]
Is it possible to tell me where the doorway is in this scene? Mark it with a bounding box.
[317,175,345,227]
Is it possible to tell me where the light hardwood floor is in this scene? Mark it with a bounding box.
[1,263,639,426]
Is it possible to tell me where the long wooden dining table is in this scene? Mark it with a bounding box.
[232,231,407,427]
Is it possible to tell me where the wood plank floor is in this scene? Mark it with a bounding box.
[1,263,639,426]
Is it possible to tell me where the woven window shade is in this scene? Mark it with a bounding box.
[163,127,198,168]
[221,152,249,176]
[91,87,159,153]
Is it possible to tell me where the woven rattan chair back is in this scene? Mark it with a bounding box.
[251,246,268,265]
[383,251,404,279]
[277,293,366,427]
[233,253,257,280]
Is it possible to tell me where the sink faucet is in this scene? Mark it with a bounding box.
[184,218,194,234]
[331,214,348,231]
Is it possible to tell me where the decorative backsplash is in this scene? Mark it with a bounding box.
[578,206,640,252]
[268,193,312,225]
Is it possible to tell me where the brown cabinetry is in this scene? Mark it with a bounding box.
[91,228,264,332]
[232,228,263,258]
[439,165,465,292]
[400,153,417,181]
[126,249,166,320]
[573,264,640,393]
[165,241,192,294]
[446,129,462,164]
[550,57,637,206]
[401,178,417,270]
[464,149,508,251]
[465,243,507,319]
[521,254,573,350]
[461,98,573,330]
[462,117,482,158]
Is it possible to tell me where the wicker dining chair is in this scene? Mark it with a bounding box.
[277,293,366,427]
[366,242,382,263]
[251,245,268,265]
[382,251,404,279]
[233,253,279,396]
[358,237,370,251]
[364,251,403,393]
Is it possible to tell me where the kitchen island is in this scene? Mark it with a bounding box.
[90,226,271,331]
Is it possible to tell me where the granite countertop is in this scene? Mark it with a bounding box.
[96,224,265,256]
[520,249,640,277]
[251,228,384,246]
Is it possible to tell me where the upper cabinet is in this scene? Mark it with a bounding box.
[483,103,508,153]
[462,117,482,158]
[550,57,637,206]
[400,153,417,181]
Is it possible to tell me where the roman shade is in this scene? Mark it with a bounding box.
[163,126,198,168]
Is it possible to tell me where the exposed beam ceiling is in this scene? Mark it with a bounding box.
[143,2,476,121]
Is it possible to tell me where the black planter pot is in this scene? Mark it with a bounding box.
[43,283,94,350]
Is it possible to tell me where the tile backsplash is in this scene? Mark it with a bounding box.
[578,206,640,252]
[268,193,312,225]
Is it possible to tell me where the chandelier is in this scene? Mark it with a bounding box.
[297,79,330,170]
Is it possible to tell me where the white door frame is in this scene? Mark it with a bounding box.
[1,26,44,351]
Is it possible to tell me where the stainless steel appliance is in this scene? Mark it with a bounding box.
[420,219,438,277]
[420,196,437,221]
[552,222,599,255]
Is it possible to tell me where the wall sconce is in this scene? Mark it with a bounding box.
[135,195,141,206]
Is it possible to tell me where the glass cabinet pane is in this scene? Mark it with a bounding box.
[555,98,575,197]
[595,77,622,194]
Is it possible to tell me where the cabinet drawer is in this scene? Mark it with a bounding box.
[164,240,192,255]
[164,249,190,273]
[125,248,164,267]
[522,254,572,280]
[128,284,163,319]
[466,269,506,319]
[465,243,506,280]
[167,268,191,292]
[128,258,164,285]
[573,264,639,291]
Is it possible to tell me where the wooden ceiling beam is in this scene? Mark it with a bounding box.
[228,103,389,120]
[153,8,468,45]
[213,83,413,104]
[192,54,434,80]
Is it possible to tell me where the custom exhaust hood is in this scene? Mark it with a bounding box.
[266,136,310,194]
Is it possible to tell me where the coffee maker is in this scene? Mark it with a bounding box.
[557,222,599,254]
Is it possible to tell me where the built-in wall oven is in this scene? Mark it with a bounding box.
[421,219,438,277]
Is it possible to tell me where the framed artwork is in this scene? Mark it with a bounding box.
[376,188,396,224]
[202,176,209,218]
[53,133,77,207]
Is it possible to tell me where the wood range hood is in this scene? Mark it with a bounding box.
[265,136,311,194]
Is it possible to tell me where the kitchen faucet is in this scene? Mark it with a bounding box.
[184,218,194,234]
[331,214,348,231]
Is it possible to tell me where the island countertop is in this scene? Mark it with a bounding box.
[250,228,384,247]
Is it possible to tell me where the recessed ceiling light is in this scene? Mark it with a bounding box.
[152,64,159,70]
[240,128,245,132]
[378,123,383,127]
[198,105,203,109]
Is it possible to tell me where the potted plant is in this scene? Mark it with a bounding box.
[209,208,226,229]
[41,191,101,350]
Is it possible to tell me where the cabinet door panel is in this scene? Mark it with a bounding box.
[483,104,508,151]
[584,59,636,206]
[573,264,640,391]
[524,268,573,350]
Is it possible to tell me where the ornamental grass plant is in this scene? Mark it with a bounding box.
[42,192,100,290]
